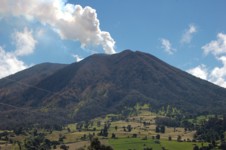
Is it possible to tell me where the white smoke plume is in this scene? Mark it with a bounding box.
[0,0,116,54]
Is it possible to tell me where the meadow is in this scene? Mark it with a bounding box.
[0,105,222,150]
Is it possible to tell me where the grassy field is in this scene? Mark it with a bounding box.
[109,138,161,150]
[0,107,220,150]
[109,138,208,150]
[161,140,208,150]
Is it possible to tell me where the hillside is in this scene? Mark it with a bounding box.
[0,50,226,129]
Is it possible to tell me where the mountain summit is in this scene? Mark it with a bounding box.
[0,50,226,129]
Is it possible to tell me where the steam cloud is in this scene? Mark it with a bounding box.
[0,0,116,54]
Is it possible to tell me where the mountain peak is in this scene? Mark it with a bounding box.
[119,49,134,54]
[1,49,226,128]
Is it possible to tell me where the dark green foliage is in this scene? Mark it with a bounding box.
[59,134,66,143]
[13,127,23,135]
[111,133,116,139]
[127,125,132,132]
[155,125,165,133]
[168,136,172,141]
[195,117,225,143]
[177,135,182,142]
[88,138,113,150]
[81,134,87,140]
[143,147,152,150]
[223,115,226,130]
[76,122,83,131]
[132,134,137,138]
[60,144,69,150]
[0,131,9,139]
[98,124,110,137]
[24,133,51,150]
[143,121,151,126]
[182,120,195,131]
[220,142,226,150]
[193,145,199,150]
[142,136,148,140]
[155,117,180,127]
[156,134,160,140]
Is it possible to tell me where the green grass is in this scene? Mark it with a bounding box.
[109,138,162,150]
[1,109,218,150]
[161,140,208,150]
[109,138,210,150]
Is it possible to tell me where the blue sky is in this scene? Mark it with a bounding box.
[0,0,226,87]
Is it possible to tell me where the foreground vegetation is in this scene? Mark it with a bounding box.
[0,104,226,150]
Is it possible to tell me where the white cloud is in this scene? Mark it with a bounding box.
[0,0,116,54]
[0,47,28,78]
[181,24,197,44]
[202,33,226,56]
[13,27,37,56]
[72,54,83,62]
[161,38,176,54]
[187,64,208,80]
[209,56,226,88]
[188,57,226,88]
[0,27,36,78]
[187,33,226,88]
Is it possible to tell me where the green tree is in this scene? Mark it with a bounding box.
[160,125,165,133]
[88,138,113,150]
[156,134,160,140]
[24,133,51,150]
[177,135,182,142]
[111,133,116,139]
[127,125,132,132]
[60,144,69,150]
[168,136,172,141]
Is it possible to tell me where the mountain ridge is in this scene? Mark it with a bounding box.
[0,50,226,129]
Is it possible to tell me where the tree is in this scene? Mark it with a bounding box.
[160,125,165,133]
[88,138,113,150]
[14,127,23,135]
[156,134,160,140]
[60,144,69,150]
[16,141,22,150]
[84,121,90,130]
[76,122,83,131]
[88,133,94,141]
[177,135,182,142]
[24,133,51,150]
[98,124,108,137]
[193,145,199,150]
[59,134,66,142]
[111,133,116,139]
[115,126,118,131]
[155,125,165,133]
[97,121,101,127]
[132,134,137,138]
[195,117,225,142]
[155,125,160,133]
[168,136,172,141]
[220,142,226,150]
[127,125,132,132]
